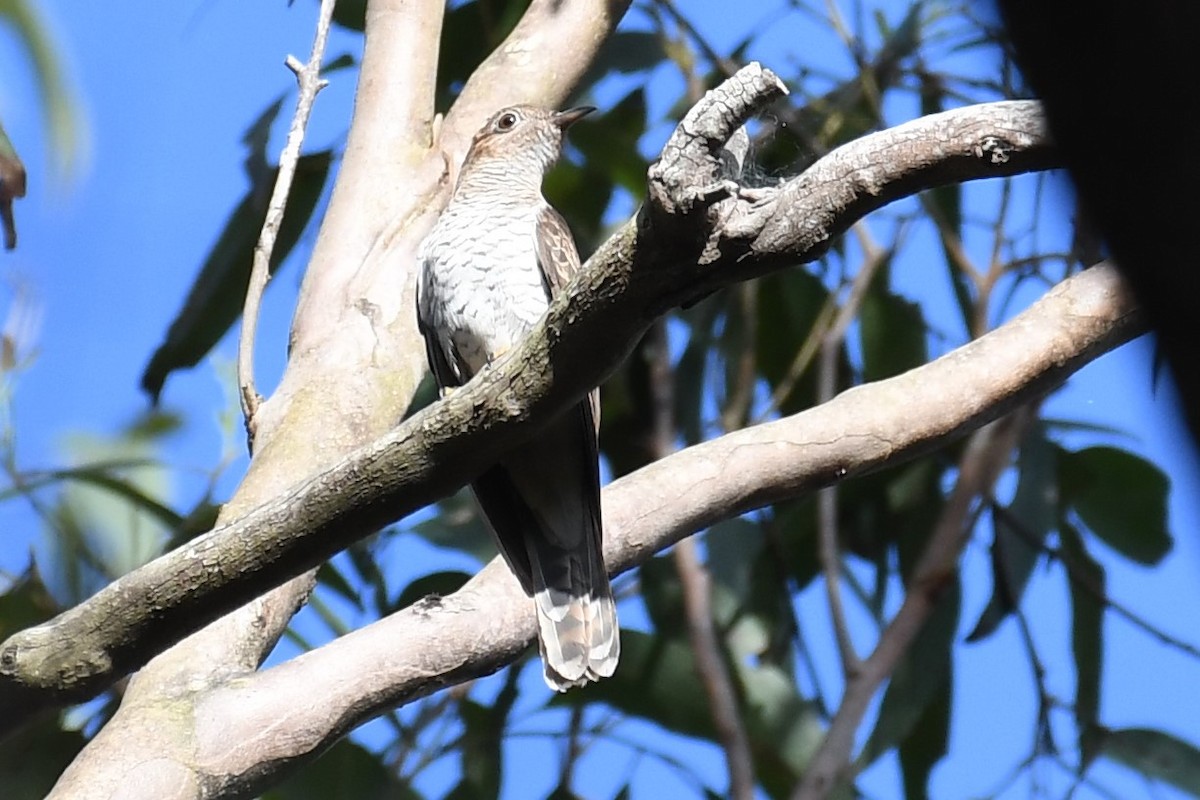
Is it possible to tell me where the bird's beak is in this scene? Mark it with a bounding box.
[553,106,596,129]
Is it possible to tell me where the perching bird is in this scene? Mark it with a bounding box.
[415,105,619,691]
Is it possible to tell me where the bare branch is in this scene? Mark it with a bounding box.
[817,224,889,677]
[0,71,1063,729]
[792,409,1035,799]
[56,262,1139,798]
[674,539,757,798]
[648,318,757,800]
[237,0,336,445]
[36,2,634,796]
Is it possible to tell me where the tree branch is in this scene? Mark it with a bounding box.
[792,408,1035,799]
[237,0,336,444]
[817,224,889,677]
[0,71,1060,730]
[33,2,637,796]
[649,316,758,800]
[50,262,1140,798]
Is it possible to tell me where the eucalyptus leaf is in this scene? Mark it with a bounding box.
[1061,522,1105,766]
[141,151,333,401]
[967,429,1056,642]
[1095,727,1200,795]
[1059,446,1171,565]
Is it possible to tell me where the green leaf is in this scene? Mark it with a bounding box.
[705,519,785,661]
[754,269,829,416]
[735,660,824,796]
[674,298,720,446]
[323,0,366,31]
[141,150,333,401]
[451,669,520,800]
[638,554,685,633]
[264,738,417,800]
[765,2,925,172]
[0,0,84,177]
[0,571,59,638]
[343,538,390,613]
[1093,727,1200,795]
[315,561,365,613]
[411,489,497,564]
[860,575,959,766]
[1060,522,1105,766]
[770,498,820,591]
[577,31,668,91]
[435,0,528,109]
[35,420,179,601]
[1059,446,1172,565]
[967,429,1056,642]
[0,711,86,800]
[2,459,171,522]
[706,517,764,607]
[859,277,926,383]
[898,673,951,800]
[566,89,648,198]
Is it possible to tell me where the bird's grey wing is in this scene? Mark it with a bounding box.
[415,257,467,393]
[534,204,580,298]
[535,205,601,431]
[514,203,615,689]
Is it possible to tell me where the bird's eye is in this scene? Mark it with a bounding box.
[494,112,518,132]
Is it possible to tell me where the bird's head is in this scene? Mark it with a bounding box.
[463,105,594,179]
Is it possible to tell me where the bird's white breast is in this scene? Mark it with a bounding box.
[418,199,550,376]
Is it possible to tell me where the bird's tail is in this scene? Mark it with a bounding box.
[529,544,620,692]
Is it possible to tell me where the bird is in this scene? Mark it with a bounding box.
[415,105,620,691]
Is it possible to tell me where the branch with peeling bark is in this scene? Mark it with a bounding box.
[793,408,1036,799]
[0,68,1061,736]
[45,261,1148,797]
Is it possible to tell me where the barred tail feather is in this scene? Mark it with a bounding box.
[534,581,620,691]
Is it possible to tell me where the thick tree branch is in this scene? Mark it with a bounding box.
[32,3,634,797]
[0,69,1058,730]
[52,262,1141,797]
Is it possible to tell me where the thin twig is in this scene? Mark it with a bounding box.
[719,283,759,432]
[972,177,1014,338]
[558,703,585,793]
[655,0,740,79]
[237,0,336,450]
[754,295,839,424]
[817,223,890,677]
[674,539,756,798]
[793,408,1034,799]
[648,319,756,800]
[991,502,1200,660]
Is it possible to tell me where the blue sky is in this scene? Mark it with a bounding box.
[1,1,1198,798]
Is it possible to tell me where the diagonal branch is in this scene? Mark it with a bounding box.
[0,69,1058,730]
[237,0,337,444]
[817,224,890,678]
[113,262,1144,798]
[792,408,1035,799]
[35,2,634,797]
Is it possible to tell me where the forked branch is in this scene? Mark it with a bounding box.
[1,66,1063,733]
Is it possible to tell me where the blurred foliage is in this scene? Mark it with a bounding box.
[0,0,86,177]
[3,1,1199,799]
